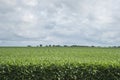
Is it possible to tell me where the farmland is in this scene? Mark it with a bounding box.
[0,47,120,80]
[0,47,120,65]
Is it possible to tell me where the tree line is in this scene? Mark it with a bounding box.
[27,44,120,48]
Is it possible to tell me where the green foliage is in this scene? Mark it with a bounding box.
[0,64,120,80]
[0,47,120,80]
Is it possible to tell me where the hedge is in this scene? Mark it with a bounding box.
[0,64,120,80]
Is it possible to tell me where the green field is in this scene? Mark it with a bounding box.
[0,47,120,65]
[0,47,120,80]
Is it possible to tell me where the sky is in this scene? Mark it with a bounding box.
[0,0,120,46]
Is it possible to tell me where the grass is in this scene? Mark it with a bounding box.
[0,47,120,66]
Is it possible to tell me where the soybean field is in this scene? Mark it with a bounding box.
[0,47,120,80]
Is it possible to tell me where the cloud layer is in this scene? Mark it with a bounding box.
[0,0,120,46]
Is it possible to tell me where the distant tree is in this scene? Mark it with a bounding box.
[56,45,61,47]
[64,45,68,47]
[91,45,95,47]
[51,45,61,47]
[49,45,51,47]
[113,46,117,48]
[40,44,42,47]
[118,46,120,48]
[27,45,31,47]
[71,45,79,47]
[52,45,55,47]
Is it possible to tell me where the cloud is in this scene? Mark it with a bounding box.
[0,0,120,46]
[22,0,38,6]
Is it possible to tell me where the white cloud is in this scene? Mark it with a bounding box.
[22,0,38,6]
[0,0,120,46]
[0,0,17,6]
[22,12,37,23]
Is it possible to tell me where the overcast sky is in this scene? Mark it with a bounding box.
[0,0,120,46]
